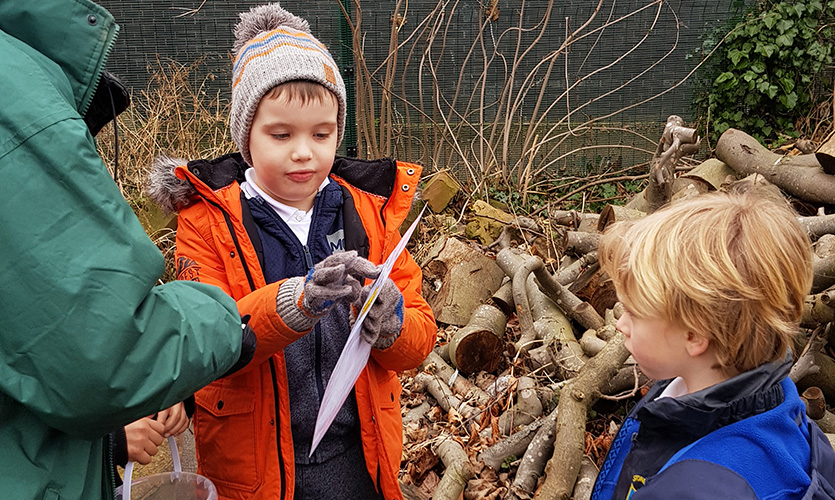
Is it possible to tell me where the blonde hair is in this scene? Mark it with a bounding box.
[265,80,337,106]
[599,189,813,373]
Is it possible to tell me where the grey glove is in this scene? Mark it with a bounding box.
[307,250,380,310]
[276,251,378,332]
[353,277,405,350]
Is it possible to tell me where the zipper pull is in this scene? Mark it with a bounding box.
[303,245,314,270]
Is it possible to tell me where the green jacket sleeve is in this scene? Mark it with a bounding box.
[0,116,243,439]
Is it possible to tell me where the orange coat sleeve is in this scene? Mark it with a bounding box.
[175,204,308,370]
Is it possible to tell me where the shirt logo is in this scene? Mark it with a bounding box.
[327,229,345,253]
[625,475,645,499]
[176,257,201,282]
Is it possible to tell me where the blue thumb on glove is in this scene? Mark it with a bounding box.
[276,251,367,332]
[354,277,404,350]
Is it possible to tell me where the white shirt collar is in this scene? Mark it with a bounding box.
[240,168,329,244]
[240,168,329,220]
[655,377,688,400]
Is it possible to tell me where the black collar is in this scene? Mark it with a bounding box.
[635,354,791,438]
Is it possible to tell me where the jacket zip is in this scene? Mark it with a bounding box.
[302,244,314,268]
[303,194,328,402]
[302,244,326,400]
[106,433,116,500]
[200,192,287,499]
[269,358,288,500]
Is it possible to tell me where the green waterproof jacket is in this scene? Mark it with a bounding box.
[0,2,244,499]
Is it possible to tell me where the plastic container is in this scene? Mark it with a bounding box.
[115,436,217,500]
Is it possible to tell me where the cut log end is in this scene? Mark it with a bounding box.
[450,328,505,374]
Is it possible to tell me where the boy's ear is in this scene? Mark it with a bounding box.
[684,331,710,357]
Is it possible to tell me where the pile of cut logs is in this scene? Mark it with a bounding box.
[400,119,835,500]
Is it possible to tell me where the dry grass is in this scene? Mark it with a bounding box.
[97,58,235,282]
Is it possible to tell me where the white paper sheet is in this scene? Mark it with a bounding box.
[309,205,427,456]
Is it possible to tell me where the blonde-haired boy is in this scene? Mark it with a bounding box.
[591,189,835,499]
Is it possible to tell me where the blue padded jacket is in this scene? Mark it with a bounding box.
[592,357,835,500]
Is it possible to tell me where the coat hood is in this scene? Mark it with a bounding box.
[147,155,194,214]
[0,0,119,115]
[147,153,420,218]
[147,153,250,214]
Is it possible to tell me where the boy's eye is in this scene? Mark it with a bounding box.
[271,133,289,140]
[314,132,331,139]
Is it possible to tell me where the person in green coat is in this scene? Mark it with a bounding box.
[0,1,259,498]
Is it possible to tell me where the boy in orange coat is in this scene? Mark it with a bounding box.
[148,3,436,499]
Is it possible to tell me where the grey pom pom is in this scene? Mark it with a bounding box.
[146,155,195,214]
[233,3,311,54]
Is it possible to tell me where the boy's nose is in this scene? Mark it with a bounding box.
[616,314,629,337]
[291,141,313,161]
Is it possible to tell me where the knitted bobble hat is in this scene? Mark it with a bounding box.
[230,3,347,166]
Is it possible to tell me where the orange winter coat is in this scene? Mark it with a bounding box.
[165,154,436,500]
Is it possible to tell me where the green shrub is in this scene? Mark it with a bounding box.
[696,0,835,145]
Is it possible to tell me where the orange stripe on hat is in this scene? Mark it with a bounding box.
[232,28,332,75]
[232,42,333,90]
[239,27,330,56]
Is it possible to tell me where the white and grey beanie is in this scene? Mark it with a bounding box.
[230,3,347,166]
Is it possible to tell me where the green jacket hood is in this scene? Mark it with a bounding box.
[0,0,118,114]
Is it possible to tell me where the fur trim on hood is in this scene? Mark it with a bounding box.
[146,155,195,214]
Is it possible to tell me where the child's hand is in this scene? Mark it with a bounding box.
[302,250,378,314]
[354,277,404,350]
[156,402,189,437]
[338,252,380,283]
[276,251,378,332]
[124,417,165,465]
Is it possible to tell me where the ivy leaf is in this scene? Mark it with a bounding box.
[715,72,736,85]
[775,34,792,46]
[767,84,779,99]
[763,14,777,30]
[762,125,773,136]
[776,19,794,34]
[779,92,798,109]
[779,77,795,94]
[757,80,771,94]
[728,48,747,66]
[755,42,776,57]
[794,3,807,16]
[808,41,827,59]
[750,61,766,73]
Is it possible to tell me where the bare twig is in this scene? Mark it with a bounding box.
[171,0,208,18]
